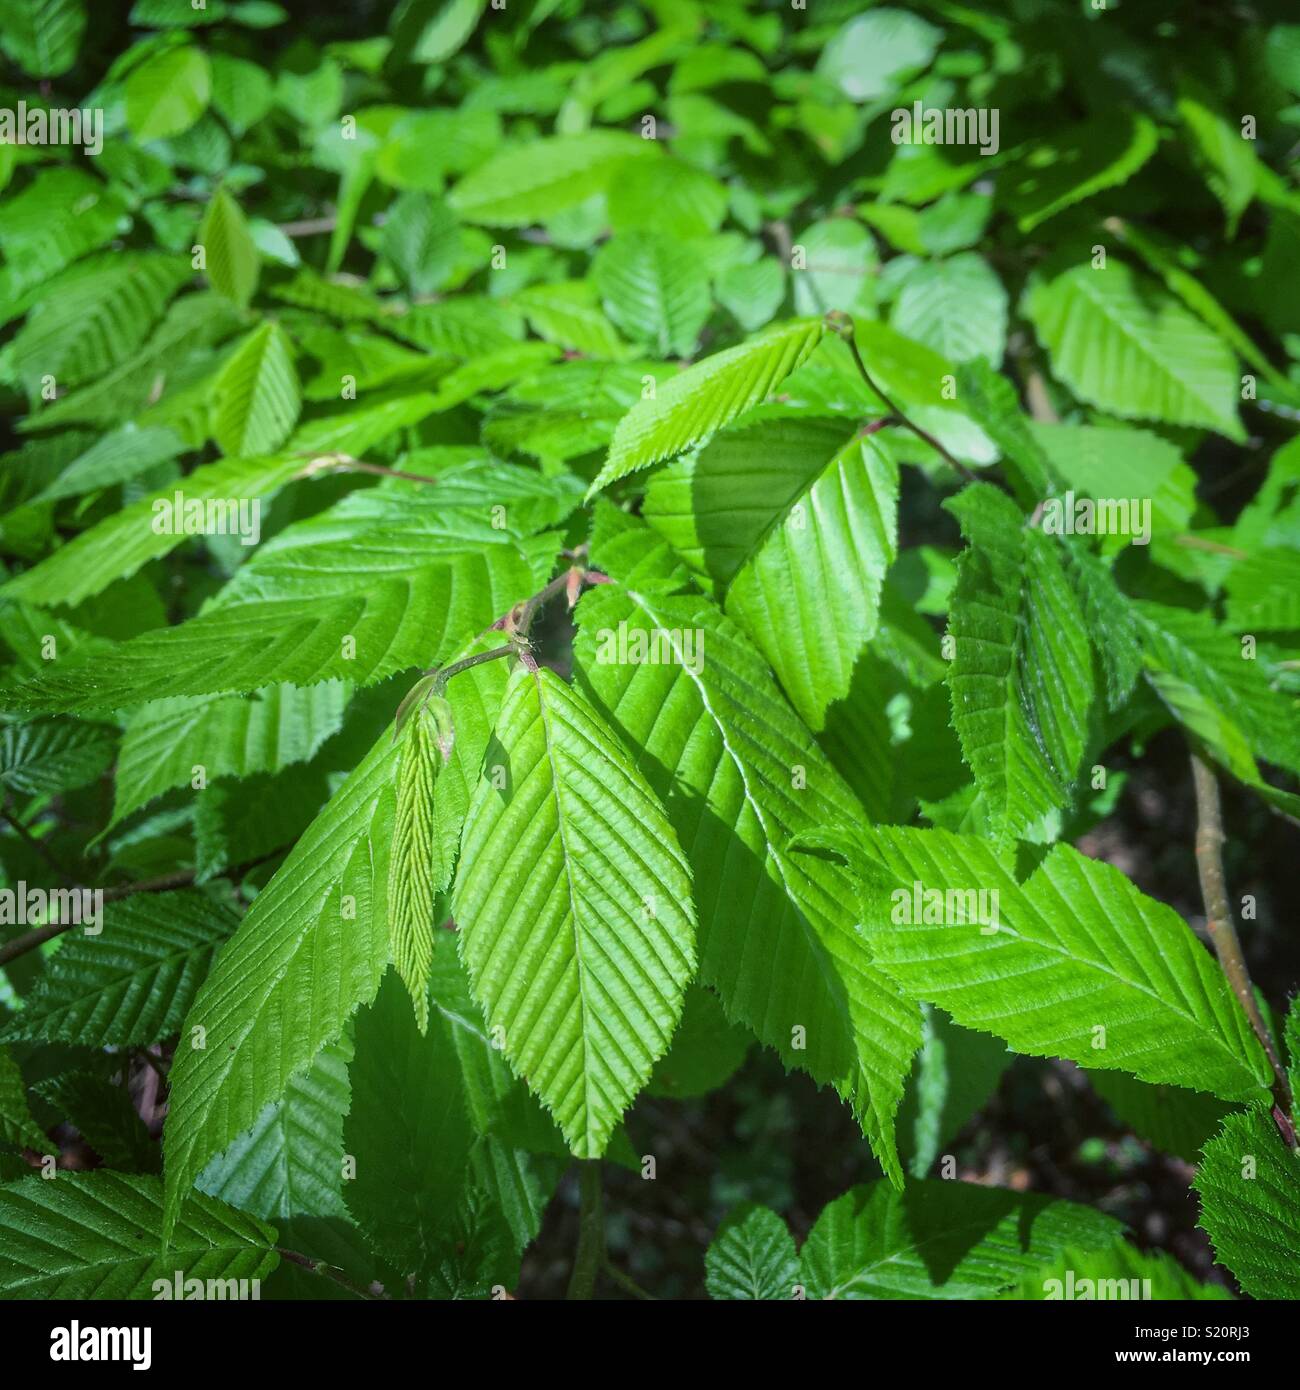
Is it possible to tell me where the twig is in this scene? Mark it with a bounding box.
[825,311,979,484]
[277,216,338,238]
[604,1259,656,1300]
[566,1160,605,1300]
[0,866,247,969]
[1,803,74,885]
[1175,534,1248,559]
[275,1247,386,1299]
[295,452,438,486]
[1189,749,1296,1144]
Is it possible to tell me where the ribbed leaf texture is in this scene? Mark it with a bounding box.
[1026,261,1243,439]
[344,972,477,1274]
[162,729,399,1238]
[1195,1111,1300,1300]
[0,716,115,795]
[200,186,260,309]
[1,476,560,713]
[704,1203,799,1300]
[0,0,86,77]
[799,1180,1122,1299]
[575,514,921,1182]
[454,663,697,1158]
[11,252,189,399]
[112,681,350,828]
[197,1037,352,1221]
[0,891,237,1048]
[212,321,301,457]
[644,418,898,728]
[588,317,826,495]
[0,452,304,608]
[0,1172,277,1299]
[804,823,1273,1104]
[890,253,1008,364]
[449,131,656,226]
[163,654,512,1235]
[387,701,446,1034]
[0,1047,46,1153]
[945,484,1096,838]
[593,231,710,357]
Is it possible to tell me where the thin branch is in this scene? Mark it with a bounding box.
[294,452,438,487]
[1189,749,1296,1144]
[0,866,250,969]
[1,803,74,885]
[565,1160,605,1300]
[604,1259,656,1300]
[275,1247,386,1300]
[276,216,338,238]
[825,311,979,485]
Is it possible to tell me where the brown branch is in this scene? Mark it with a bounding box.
[1189,749,1295,1143]
[275,1247,387,1300]
[294,452,438,486]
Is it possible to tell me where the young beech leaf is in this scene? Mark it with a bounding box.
[387,697,452,1034]
[453,663,698,1158]
[586,317,826,497]
[801,823,1273,1105]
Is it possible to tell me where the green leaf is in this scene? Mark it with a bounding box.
[1026,261,1244,440]
[647,983,750,1100]
[575,516,921,1183]
[197,1036,352,1220]
[0,891,237,1048]
[454,663,698,1158]
[200,186,260,309]
[817,8,941,103]
[0,1047,46,1153]
[1224,548,1300,632]
[1018,1243,1233,1301]
[593,232,710,358]
[896,1004,1011,1179]
[1,485,552,713]
[513,281,628,359]
[387,699,448,1034]
[945,485,1096,838]
[890,253,1008,364]
[705,1204,798,1300]
[607,158,727,241]
[0,717,115,795]
[11,252,190,398]
[344,971,476,1272]
[382,190,460,296]
[125,44,212,143]
[0,452,303,609]
[112,681,350,828]
[803,823,1273,1105]
[644,418,898,728]
[799,1180,1123,1299]
[1195,1111,1300,1299]
[36,1071,157,1171]
[588,317,825,496]
[448,131,656,227]
[1002,113,1159,233]
[211,322,302,457]
[0,0,86,77]
[161,727,397,1238]
[1088,1070,1229,1164]
[0,1172,277,1299]
[162,658,504,1237]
